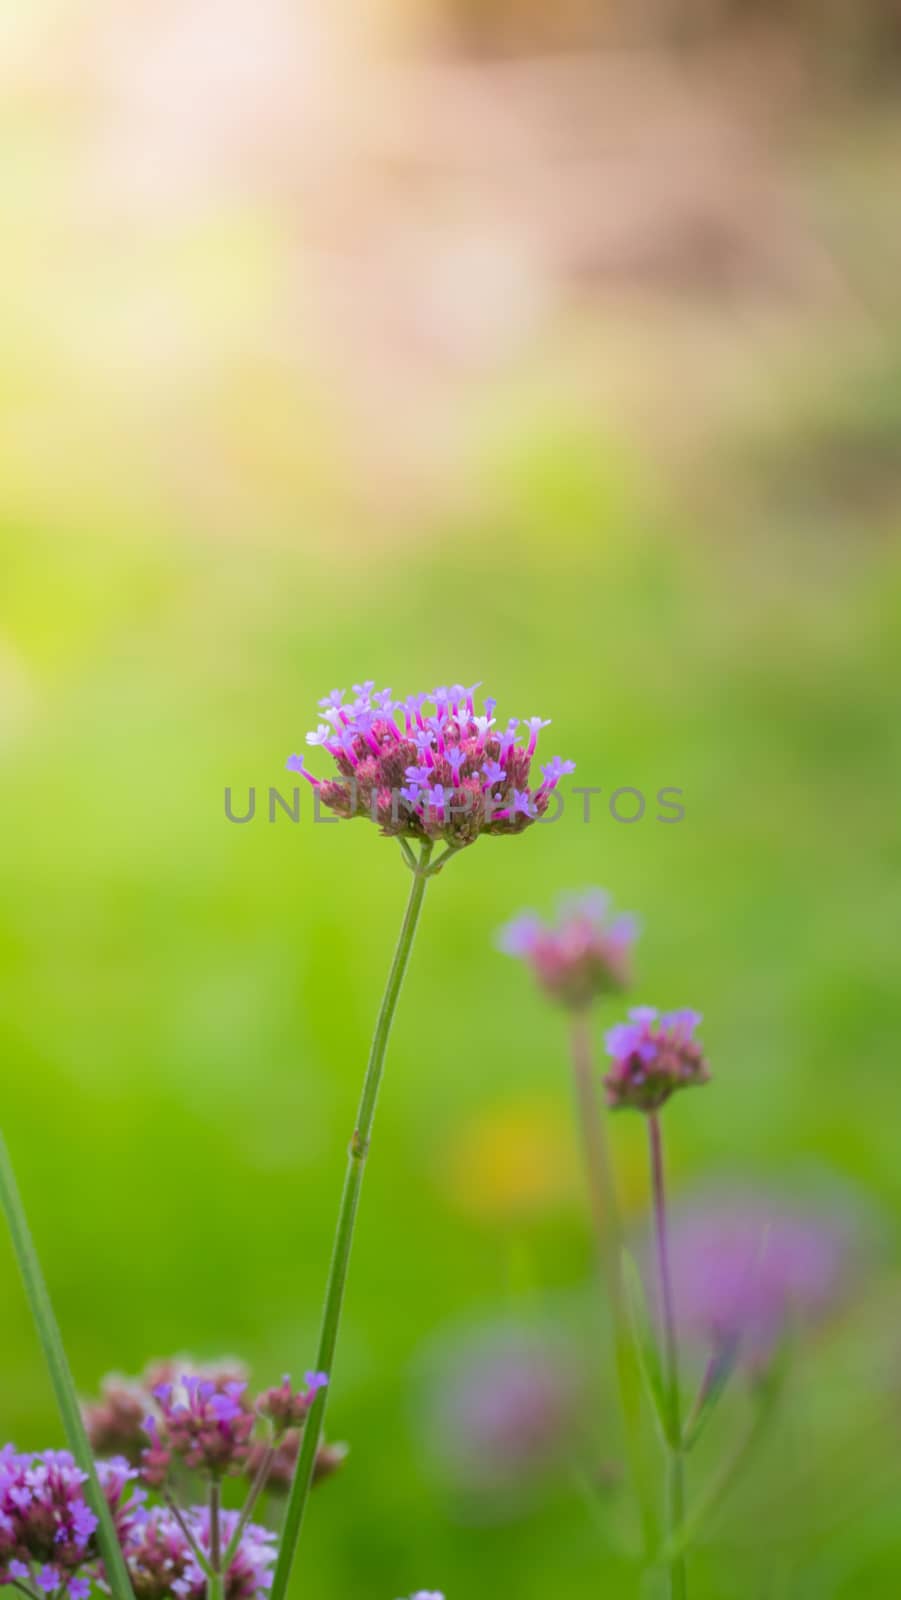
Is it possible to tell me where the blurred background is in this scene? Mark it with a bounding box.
[2,1,901,1596]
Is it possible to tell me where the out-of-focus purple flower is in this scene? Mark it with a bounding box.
[292,684,573,849]
[656,1183,864,1367]
[83,1376,148,1466]
[244,1432,347,1495]
[497,890,638,1010]
[604,1006,708,1112]
[120,1505,275,1600]
[425,1326,583,1502]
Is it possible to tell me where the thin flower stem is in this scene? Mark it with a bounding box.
[207,1481,223,1600]
[269,839,434,1600]
[222,1444,275,1570]
[164,1494,214,1578]
[569,1014,657,1556]
[0,1133,135,1600]
[648,1112,687,1600]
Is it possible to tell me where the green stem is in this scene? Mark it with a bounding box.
[164,1494,214,1578]
[222,1443,274,1570]
[0,1133,135,1600]
[269,839,433,1600]
[207,1481,223,1600]
[569,1014,657,1556]
[648,1112,687,1600]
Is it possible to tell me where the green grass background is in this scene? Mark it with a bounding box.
[1,400,901,1599]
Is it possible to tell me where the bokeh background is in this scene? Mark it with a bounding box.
[2,3,901,1597]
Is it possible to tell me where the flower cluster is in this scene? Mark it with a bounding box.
[604,1007,709,1112]
[497,890,638,1009]
[256,1373,328,1439]
[121,1506,275,1600]
[0,1449,100,1598]
[83,1361,338,1497]
[426,1324,582,1499]
[659,1184,863,1367]
[143,1375,256,1484]
[244,1433,347,1497]
[0,1444,280,1600]
[288,683,574,848]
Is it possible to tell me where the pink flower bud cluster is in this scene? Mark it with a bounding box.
[497,890,638,1010]
[604,1007,709,1112]
[256,1374,328,1438]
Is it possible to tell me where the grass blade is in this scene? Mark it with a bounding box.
[0,1131,135,1600]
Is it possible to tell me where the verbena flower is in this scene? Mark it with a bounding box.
[120,1505,275,1600]
[144,1376,256,1483]
[256,1374,328,1438]
[604,1007,709,1112]
[288,684,573,848]
[496,890,637,1009]
[0,1448,99,1595]
[83,1377,149,1466]
[84,1361,343,1497]
[424,1324,582,1501]
[244,1434,347,1495]
[658,1183,864,1367]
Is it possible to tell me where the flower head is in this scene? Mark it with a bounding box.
[604,1007,708,1112]
[0,1450,97,1581]
[120,1505,275,1600]
[497,890,637,1010]
[257,1374,328,1438]
[655,1182,866,1369]
[83,1376,149,1466]
[145,1375,255,1483]
[424,1324,582,1501]
[293,685,572,850]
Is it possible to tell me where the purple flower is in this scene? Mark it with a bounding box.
[83,1378,148,1466]
[524,716,550,756]
[425,1324,582,1500]
[538,756,576,791]
[497,890,636,1011]
[294,686,571,851]
[285,754,319,788]
[604,1007,708,1112]
[0,1450,105,1589]
[653,1182,866,1368]
[257,1373,328,1437]
[143,1375,255,1483]
[481,760,505,787]
[119,1505,275,1600]
[318,689,346,711]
